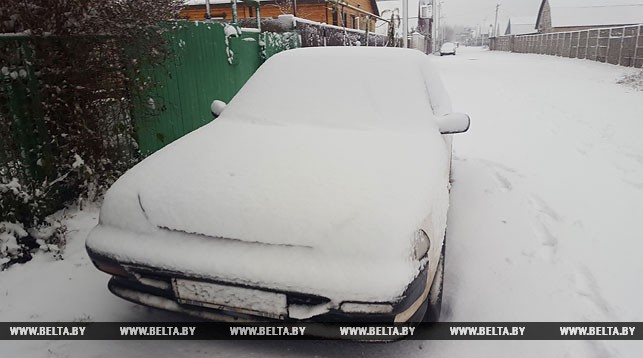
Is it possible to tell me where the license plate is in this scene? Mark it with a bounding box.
[172,278,288,319]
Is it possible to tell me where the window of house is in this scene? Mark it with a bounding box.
[332,10,338,26]
[248,6,254,17]
[351,15,356,29]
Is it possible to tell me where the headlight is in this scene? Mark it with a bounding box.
[412,229,431,260]
[340,302,394,314]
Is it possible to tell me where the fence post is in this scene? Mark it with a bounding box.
[256,5,261,32]
[618,27,625,65]
[553,33,557,55]
[606,28,612,63]
[576,31,580,58]
[365,20,369,47]
[595,30,600,60]
[634,25,641,67]
[323,23,327,46]
[585,30,589,58]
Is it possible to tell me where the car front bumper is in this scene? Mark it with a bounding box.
[88,251,432,324]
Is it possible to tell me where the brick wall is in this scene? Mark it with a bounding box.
[537,0,552,33]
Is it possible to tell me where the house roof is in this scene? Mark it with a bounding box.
[537,0,643,28]
[505,16,537,35]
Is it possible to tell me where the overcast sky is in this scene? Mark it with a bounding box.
[379,0,543,32]
[441,0,543,29]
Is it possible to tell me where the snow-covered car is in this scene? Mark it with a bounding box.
[440,42,457,56]
[86,47,470,324]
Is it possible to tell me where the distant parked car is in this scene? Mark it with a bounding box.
[440,42,457,56]
[86,47,470,325]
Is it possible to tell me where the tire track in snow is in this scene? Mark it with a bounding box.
[526,195,562,262]
[476,158,522,193]
[573,265,617,320]
[527,195,618,324]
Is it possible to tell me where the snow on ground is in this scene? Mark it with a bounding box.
[435,47,643,357]
[1,47,643,357]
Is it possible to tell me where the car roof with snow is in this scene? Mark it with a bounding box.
[220,47,449,132]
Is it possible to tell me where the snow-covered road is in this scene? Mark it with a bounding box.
[2,47,643,357]
[435,47,643,357]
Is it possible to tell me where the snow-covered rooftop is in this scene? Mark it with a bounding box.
[543,0,643,28]
[505,16,537,35]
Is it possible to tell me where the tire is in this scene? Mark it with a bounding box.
[423,239,445,322]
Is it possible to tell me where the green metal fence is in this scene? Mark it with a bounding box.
[1,21,301,207]
[0,35,62,201]
[133,21,300,155]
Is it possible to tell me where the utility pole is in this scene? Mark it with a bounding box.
[438,1,444,44]
[479,16,487,46]
[403,0,408,47]
[431,0,437,52]
[437,1,444,46]
[493,3,500,37]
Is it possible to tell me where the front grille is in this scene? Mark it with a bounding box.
[122,264,331,311]
[287,292,331,306]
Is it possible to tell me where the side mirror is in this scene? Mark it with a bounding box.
[436,113,470,134]
[211,100,227,117]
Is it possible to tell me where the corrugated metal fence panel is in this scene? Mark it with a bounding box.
[3,22,301,160]
[133,21,263,155]
[0,36,51,184]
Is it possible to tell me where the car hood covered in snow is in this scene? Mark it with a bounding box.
[87,48,453,302]
[87,119,450,302]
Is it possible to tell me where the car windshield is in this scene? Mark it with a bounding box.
[221,47,439,131]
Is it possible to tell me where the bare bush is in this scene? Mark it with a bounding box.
[0,0,184,268]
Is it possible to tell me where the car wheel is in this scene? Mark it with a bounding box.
[423,239,445,322]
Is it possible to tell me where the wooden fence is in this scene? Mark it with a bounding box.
[490,24,643,68]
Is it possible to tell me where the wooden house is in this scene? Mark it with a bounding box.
[182,0,380,31]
